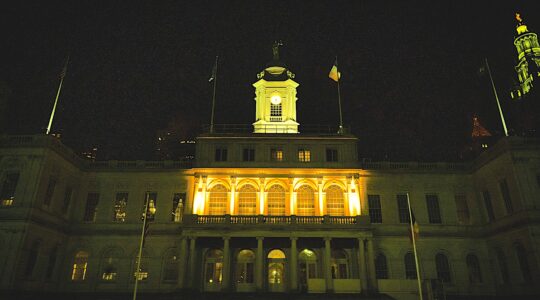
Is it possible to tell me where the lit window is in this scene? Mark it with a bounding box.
[0,173,19,206]
[113,192,128,222]
[205,249,224,283]
[267,185,286,215]
[71,251,89,281]
[208,185,228,215]
[243,148,255,161]
[270,103,282,122]
[296,185,315,216]
[238,185,257,215]
[171,193,185,222]
[298,149,311,162]
[326,185,344,216]
[270,148,283,162]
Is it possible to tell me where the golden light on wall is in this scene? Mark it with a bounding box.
[193,176,205,214]
[348,177,361,216]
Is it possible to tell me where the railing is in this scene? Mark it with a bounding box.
[186,214,366,226]
[360,161,469,171]
[201,124,351,135]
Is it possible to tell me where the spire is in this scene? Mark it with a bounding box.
[515,12,529,35]
[471,115,492,138]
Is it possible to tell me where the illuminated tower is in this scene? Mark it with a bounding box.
[510,13,540,99]
[253,42,299,133]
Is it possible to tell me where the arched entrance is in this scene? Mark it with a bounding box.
[299,249,318,292]
[204,249,223,291]
[267,249,286,292]
[235,249,255,292]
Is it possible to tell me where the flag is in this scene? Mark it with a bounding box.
[60,56,69,79]
[477,60,487,77]
[409,209,420,242]
[329,60,341,82]
[208,57,217,82]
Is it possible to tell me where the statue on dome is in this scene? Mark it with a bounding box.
[272,40,283,61]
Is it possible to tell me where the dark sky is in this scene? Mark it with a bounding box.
[2,1,539,161]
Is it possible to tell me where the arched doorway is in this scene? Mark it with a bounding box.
[204,249,223,291]
[236,249,255,292]
[268,249,286,292]
[299,249,318,292]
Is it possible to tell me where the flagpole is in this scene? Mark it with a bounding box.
[407,192,423,300]
[210,56,218,133]
[133,192,149,300]
[484,58,509,137]
[336,56,344,134]
[46,56,69,135]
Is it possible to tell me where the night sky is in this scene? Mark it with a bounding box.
[2,1,539,161]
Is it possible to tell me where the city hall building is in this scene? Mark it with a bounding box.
[1,49,540,299]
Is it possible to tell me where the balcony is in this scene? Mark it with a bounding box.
[183,214,369,228]
[200,124,351,135]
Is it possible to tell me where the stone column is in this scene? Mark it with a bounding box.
[290,237,298,292]
[177,237,188,288]
[324,237,334,292]
[222,237,231,291]
[366,238,378,292]
[357,238,368,294]
[256,237,264,291]
[187,237,197,288]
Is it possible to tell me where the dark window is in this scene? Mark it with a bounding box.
[24,240,40,278]
[326,148,338,162]
[368,195,382,223]
[482,190,495,222]
[61,187,73,214]
[499,179,513,214]
[172,193,185,222]
[397,194,410,223]
[215,148,228,162]
[496,249,509,284]
[83,193,100,222]
[455,194,470,224]
[466,254,482,283]
[426,194,442,224]
[0,173,19,206]
[270,148,283,162]
[375,253,388,279]
[242,148,255,161]
[46,245,59,279]
[43,177,57,206]
[404,252,417,279]
[515,243,532,282]
[435,253,451,283]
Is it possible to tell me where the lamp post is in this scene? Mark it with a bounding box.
[133,193,156,300]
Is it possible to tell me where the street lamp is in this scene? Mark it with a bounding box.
[133,193,156,300]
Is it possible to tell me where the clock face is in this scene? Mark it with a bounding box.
[270,95,282,105]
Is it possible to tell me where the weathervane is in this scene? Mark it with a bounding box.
[272,40,283,61]
[516,12,523,23]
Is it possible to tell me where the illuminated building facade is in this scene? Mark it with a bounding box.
[511,13,540,99]
[1,55,540,300]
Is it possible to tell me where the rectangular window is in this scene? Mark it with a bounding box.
[113,192,128,222]
[171,193,185,222]
[298,149,311,162]
[482,190,495,222]
[368,195,382,223]
[0,173,19,206]
[43,177,57,206]
[270,148,283,162]
[61,187,73,214]
[270,103,282,121]
[426,194,442,224]
[83,193,100,222]
[215,148,227,162]
[326,148,338,162]
[242,148,255,161]
[499,179,513,214]
[455,194,470,224]
[397,194,410,223]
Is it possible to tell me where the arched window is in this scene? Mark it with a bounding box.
[238,185,257,215]
[435,253,451,283]
[24,240,41,278]
[466,254,482,283]
[375,253,388,279]
[404,252,417,279]
[297,185,315,216]
[101,248,121,281]
[268,249,286,286]
[331,249,349,279]
[267,185,286,215]
[236,249,255,283]
[326,185,344,216]
[496,249,509,284]
[299,249,318,279]
[71,251,89,281]
[208,184,228,215]
[205,249,223,284]
[515,243,532,282]
[163,249,179,282]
